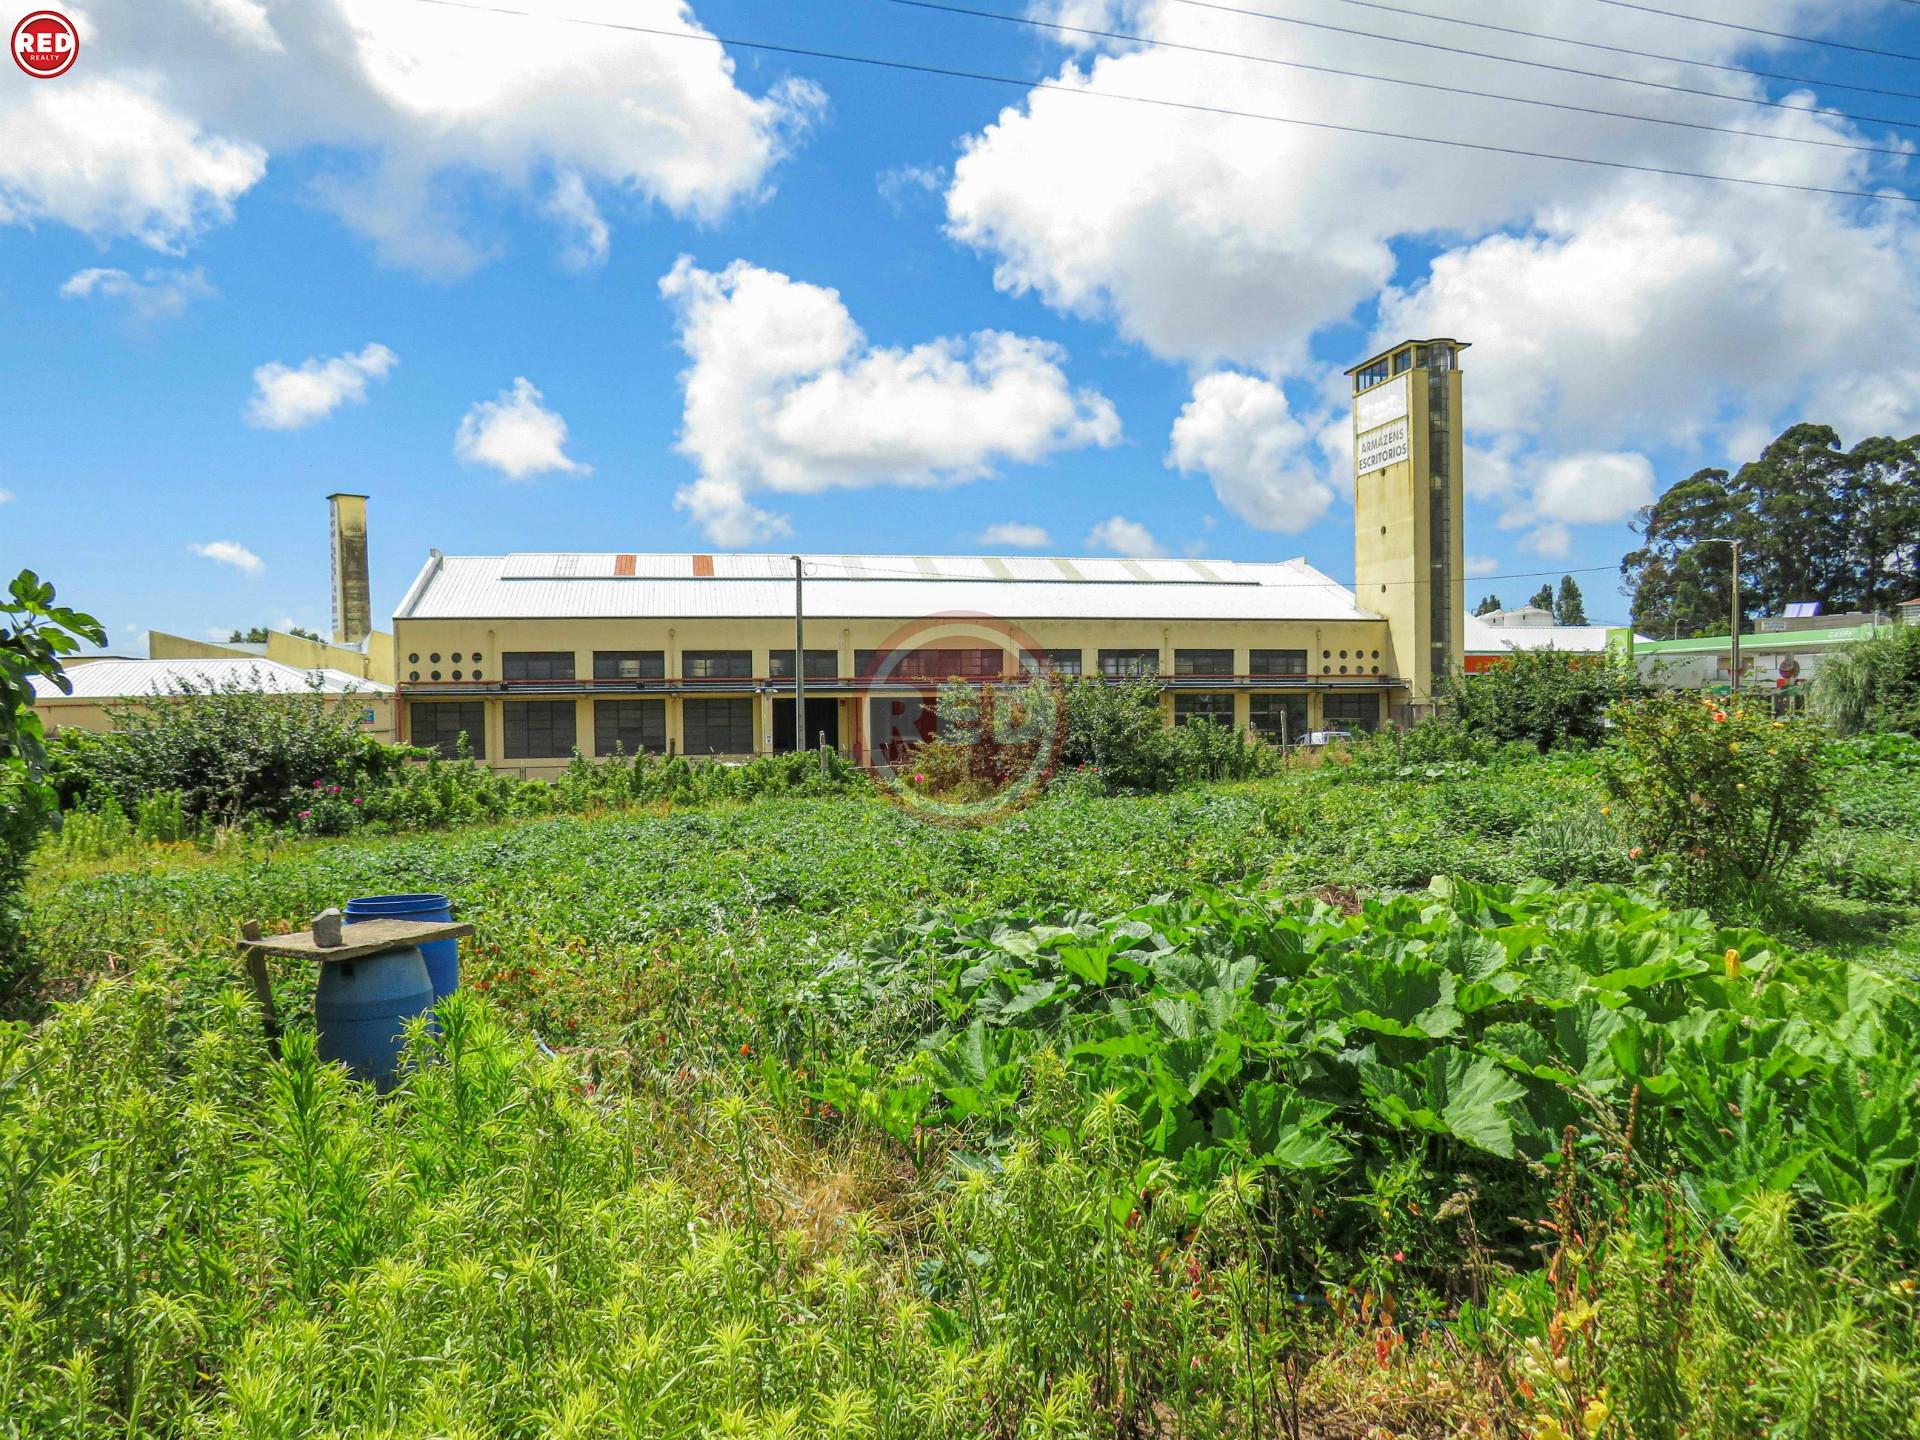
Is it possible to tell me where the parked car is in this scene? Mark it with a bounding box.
[1300,729,1356,747]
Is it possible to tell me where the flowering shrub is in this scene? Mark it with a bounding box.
[290,780,365,836]
[1603,693,1825,901]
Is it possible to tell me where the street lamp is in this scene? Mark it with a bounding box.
[1703,536,1743,695]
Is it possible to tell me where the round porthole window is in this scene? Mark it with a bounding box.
[1339,649,1348,659]
[1339,665,1349,674]
[452,670,463,681]
[409,670,420,681]
[471,669,483,681]
[1321,649,1331,659]
[1372,650,1380,659]
[1371,665,1380,674]
[452,652,463,663]
[430,653,441,664]
[1322,665,1332,675]
[472,652,484,663]
[430,670,441,681]
[408,653,419,664]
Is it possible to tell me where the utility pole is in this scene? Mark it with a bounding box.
[1705,536,1743,695]
[793,555,805,756]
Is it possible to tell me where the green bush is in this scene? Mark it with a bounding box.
[2,569,103,998]
[1604,692,1826,902]
[0,767,53,995]
[1440,649,1645,752]
[1340,718,1506,780]
[52,795,136,861]
[51,675,409,827]
[1814,623,1920,737]
[1060,673,1172,790]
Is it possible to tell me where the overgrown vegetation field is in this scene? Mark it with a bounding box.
[7,735,1920,1438]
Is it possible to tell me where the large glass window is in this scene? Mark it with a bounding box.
[1098,648,1159,678]
[769,649,838,679]
[854,648,1004,679]
[504,700,577,758]
[594,699,666,756]
[502,651,575,682]
[1249,649,1309,676]
[593,651,664,681]
[1249,694,1308,743]
[682,650,752,680]
[1021,647,1082,677]
[1354,357,1391,391]
[410,701,485,759]
[1323,693,1380,733]
[683,698,753,754]
[1175,648,1233,677]
[1174,693,1234,726]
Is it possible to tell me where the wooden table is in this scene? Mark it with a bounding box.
[238,918,475,1054]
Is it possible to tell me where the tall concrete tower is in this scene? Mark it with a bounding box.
[1348,340,1468,712]
[328,493,372,647]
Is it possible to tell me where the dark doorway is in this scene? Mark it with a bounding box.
[867,695,937,765]
[772,697,840,753]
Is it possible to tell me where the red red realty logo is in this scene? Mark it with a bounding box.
[12,10,78,79]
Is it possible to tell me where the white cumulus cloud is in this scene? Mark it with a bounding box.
[0,80,265,252]
[1496,451,1656,554]
[978,521,1053,548]
[0,1,823,273]
[544,170,610,270]
[1167,372,1334,534]
[454,378,590,481]
[60,266,216,321]
[660,256,1120,544]
[1086,514,1161,557]
[246,342,397,430]
[1465,555,1501,579]
[190,540,264,574]
[943,0,1919,512]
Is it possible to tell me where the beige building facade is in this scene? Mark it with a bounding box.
[391,554,1407,779]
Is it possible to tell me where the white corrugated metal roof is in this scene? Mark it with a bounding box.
[394,552,1376,623]
[1465,616,1626,654]
[32,658,390,699]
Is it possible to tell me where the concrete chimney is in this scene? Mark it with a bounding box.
[328,493,372,646]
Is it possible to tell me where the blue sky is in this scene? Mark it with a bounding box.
[5,0,1919,647]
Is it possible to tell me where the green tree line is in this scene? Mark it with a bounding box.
[1623,422,1920,638]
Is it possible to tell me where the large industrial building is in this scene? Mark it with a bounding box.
[381,339,1475,775]
[114,338,1636,776]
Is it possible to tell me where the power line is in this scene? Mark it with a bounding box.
[1328,0,1920,103]
[400,0,1917,204]
[881,0,1909,159]
[1574,0,1920,63]
[1167,0,1920,136]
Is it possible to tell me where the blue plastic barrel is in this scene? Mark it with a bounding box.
[346,893,459,998]
[314,945,434,1092]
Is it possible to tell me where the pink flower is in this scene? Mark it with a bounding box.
[1393,1249,1404,1263]
[352,797,363,806]
[913,773,925,784]
[312,780,323,789]
[298,810,311,819]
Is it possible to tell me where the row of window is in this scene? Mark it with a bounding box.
[415,647,1327,684]
[415,690,1382,760]
[1171,694,1377,732]
[411,698,755,759]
